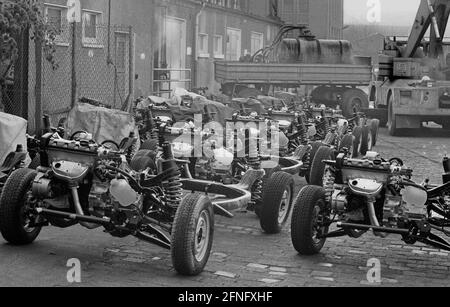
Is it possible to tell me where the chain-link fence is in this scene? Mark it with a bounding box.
[27,22,134,133]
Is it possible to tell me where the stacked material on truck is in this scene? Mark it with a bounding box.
[278,39,354,64]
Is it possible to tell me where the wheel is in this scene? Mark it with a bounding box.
[291,186,329,255]
[171,193,214,276]
[360,125,373,156]
[338,134,354,156]
[305,141,325,183]
[370,119,380,147]
[259,172,294,234]
[388,96,400,136]
[352,126,363,158]
[0,169,41,245]
[342,89,369,118]
[309,146,333,187]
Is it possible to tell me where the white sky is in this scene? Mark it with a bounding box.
[345,0,421,26]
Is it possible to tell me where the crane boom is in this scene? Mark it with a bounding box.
[403,0,450,58]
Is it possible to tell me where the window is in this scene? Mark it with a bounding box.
[226,28,241,61]
[213,35,224,58]
[44,4,69,44]
[82,10,103,47]
[198,33,209,57]
[251,32,264,55]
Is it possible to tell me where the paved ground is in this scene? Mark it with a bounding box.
[0,128,449,287]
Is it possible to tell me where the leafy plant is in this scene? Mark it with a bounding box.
[0,0,57,111]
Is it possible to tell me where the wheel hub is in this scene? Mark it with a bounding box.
[278,188,291,224]
[194,211,210,262]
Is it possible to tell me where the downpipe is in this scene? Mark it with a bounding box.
[367,199,388,238]
[70,187,102,229]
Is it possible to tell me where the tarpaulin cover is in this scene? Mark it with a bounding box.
[169,100,234,125]
[66,103,140,146]
[0,112,27,165]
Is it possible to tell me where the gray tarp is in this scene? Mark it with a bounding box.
[66,103,140,146]
[0,112,28,165]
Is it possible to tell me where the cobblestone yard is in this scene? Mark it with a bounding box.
[0,128,449,287]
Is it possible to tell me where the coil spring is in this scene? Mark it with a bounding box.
[247,136,261,169]
[161,142,183,209]
[323,114,331,134]
[298,114,308,145]
[251,179,263,204]
[302,147,312,172]
[158,126,166,147]
[323,165,336,202]
[163,173,183,209]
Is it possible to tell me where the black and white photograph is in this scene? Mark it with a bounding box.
[0,0,449,292]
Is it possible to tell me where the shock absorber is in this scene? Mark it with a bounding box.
[322,110,331,134]
[161,142,183,210]
[297,113,309,145]
[146,108,159,141]
[247,129,261,169]
[126,132,137,162]
[323,165,336,202]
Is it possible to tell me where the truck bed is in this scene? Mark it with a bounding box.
[215,61,373,86]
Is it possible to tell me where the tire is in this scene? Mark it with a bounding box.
[360,125,373,156]
[352,126,363,158]
[309,146,333,187]
[0,169,41,245]
[342,89,369,118]
[388,96,400,136]
[370,119,380,147]
[339,134,354,156]
[171,193,214,276]
[291,186,329,255]
[259,172,294,234]
[305,141,325,183]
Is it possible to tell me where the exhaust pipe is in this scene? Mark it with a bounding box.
[368,200,388,238]
[71,187,102,229]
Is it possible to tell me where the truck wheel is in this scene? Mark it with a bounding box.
[339,134,354,156]
[291,186,329,255]
[0,169,41,245]
[370,119,380,146]
[305,141,325,183]
[388,98,400,136]
[171,193,214,276]
[310,146,334,186]
[352,126,363,158]
[260,172,294,234]
[360,126,373,156]
[342,89,369,118]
